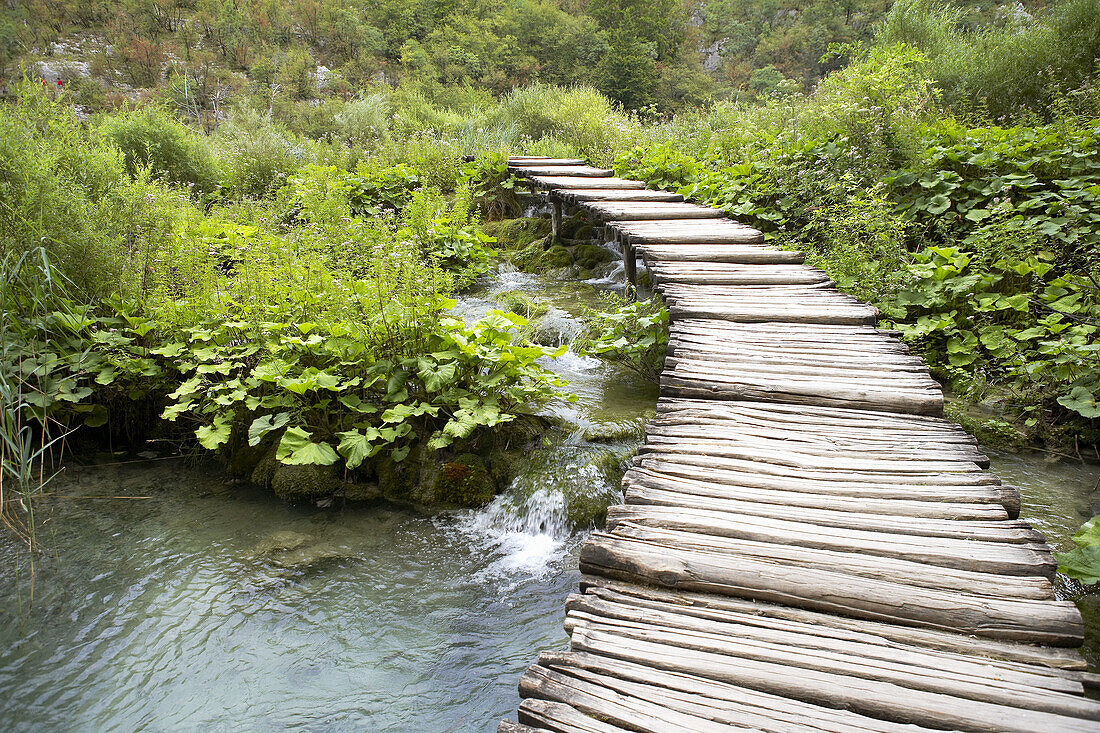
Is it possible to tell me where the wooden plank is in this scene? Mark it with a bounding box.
[563,606,1088,703]
[578,531,1083,644]
[604,504,1055,577]
[581,201,725,220]
[650,263,830,285]
[568,628,1099,732]
[498,720,546,733]
[557,189,684,203]
[625,467,1024,522]
[539,651,939,733]
[637,243,804,264]
[520,663,735,733]
[579,577,1091,672]
[511,165,614,177]
[662,369,944,415]
[509,156,585,165]
[531,176,645,190]
[603,522,1055,599]
[517,698,630,733]
[623,472,1009,521]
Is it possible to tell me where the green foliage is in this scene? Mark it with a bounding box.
[881,0,1100,121]
[576,295,669,382]
[345,162,422,214]
[461,152,527,220]
[1055,515,1100,584]
[99,105,222,198]
[493,84,632,165]
[889,246,1100,423]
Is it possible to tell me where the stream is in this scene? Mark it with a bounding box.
[1,265,1098,730]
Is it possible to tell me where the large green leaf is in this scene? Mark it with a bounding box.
[1057,386,1100,418]
[196,418,231,450]
[336,430,376,469]
[1055,546,1100,584]
[276,427,339,466]
[248,412,291,446]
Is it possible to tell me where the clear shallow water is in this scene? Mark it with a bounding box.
[0,465,580,732]
[988,450,1100,669]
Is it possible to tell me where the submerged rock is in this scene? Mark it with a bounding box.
[248,529,353,574]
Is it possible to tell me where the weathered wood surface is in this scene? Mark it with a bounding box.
[530,175,646,190]
[501,157,1100,732]
[558,189,685,203]
[580,201,726,221]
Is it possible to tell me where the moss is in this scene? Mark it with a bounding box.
[944,400,1026,450]
[573,224,595,241]
[481,216,551,251]
[433,453,495,506]
[250,444,279,488]
[340,481,382,502]
[271,463,340,500]
[559,213,587,239]
[546,244,574,269]
[566,491,614,528]
[493,290,549,320]
[572,243,613,271]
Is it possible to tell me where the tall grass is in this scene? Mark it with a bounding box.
[0,248,76,579]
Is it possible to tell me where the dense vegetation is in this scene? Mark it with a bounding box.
[1,0,1068,117]
[2,0,1100,553]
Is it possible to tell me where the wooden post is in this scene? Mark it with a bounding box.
[620,233,637,299]
[551,200,562,242]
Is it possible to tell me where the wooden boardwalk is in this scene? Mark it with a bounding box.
[498,156,1100,733]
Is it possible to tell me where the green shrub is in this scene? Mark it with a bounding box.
[99,106,222,197]
[216,107,307,198]
[333,92,392,147]
[575,295,669,382]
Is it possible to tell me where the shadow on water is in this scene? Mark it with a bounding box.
[0,266,657,731]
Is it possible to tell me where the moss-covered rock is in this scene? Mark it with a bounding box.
[545,244,574,269]
[493,290,549,320]
[434,453,495,506]
[481,216,552,251]
[250,444,279,488]
[559,213,587,239]
[271,463,340,500]
[572,243,614,271]
[341,481,382,502]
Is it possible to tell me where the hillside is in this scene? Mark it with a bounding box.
[2,0,1057,125]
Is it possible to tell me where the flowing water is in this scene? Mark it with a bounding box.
[0,267,657,732]
[2,261,1099,729]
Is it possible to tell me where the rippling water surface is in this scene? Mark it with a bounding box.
[1,462,593,732]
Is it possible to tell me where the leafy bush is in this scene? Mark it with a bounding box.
[575,295,669,382]
[215,107,308,198]
[99,106,222,197]
[889,246,1100,425]
[333,92,392,147]
[881,0,1100,121]
[493,84,633,164]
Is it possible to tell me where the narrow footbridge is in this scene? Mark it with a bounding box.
[498,157,1100,732]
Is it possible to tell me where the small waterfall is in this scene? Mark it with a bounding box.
[459,486,571,580]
